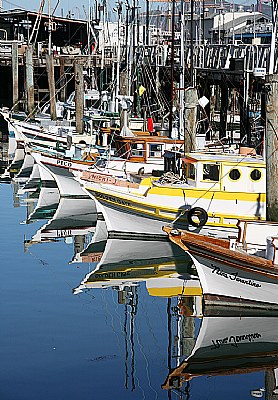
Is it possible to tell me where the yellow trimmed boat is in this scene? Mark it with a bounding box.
[82,152,266,238]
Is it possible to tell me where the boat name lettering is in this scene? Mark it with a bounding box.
[96,193,131,206]
[211,265,261,288]
[57,229,72,237]
[56,159,72,168]
[94,272,131,279]
[211,332,262,349]
[87,172,116,184]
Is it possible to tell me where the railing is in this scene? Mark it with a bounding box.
[138,43,277,73]
[0,40,277,73]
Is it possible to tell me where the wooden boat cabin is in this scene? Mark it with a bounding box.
[114,135,184,164]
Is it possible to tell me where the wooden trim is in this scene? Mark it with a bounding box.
[164,227,278,278]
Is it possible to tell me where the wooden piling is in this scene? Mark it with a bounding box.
[25,45,35,116]
[46,54,57,120]
[11,42,18,112]
[265,74,278,221]
[59,57,66,102]
[74,62,84,134]
[265,369,278,400]
[184,87,198,152]
[219,83,228,140]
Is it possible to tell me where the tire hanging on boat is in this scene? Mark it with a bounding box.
[187,207,208,227]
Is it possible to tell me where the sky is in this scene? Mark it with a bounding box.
[2,1,88,18]
[2,0,257,17]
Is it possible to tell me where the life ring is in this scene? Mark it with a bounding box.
[187,207,208,227]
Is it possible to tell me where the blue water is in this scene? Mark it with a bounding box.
[0,183,266,400]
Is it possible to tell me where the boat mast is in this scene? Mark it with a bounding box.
[112,1,122,113]
[146,0,149,45]
[48,0,52,55]
[190,0,194,85]
[168,0,176,137]
[179,0,185,141]
[87,0,91,77]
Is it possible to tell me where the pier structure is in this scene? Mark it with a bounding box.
[0,6,276,150]
[0,40,273,146]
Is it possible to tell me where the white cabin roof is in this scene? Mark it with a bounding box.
[184,152,265,166]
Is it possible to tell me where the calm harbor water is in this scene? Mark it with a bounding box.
[0,182,270,400]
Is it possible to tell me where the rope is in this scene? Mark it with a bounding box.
[157,171,186,185]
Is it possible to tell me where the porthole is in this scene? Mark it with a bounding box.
[250,169,262,181]
[229,168,241,181]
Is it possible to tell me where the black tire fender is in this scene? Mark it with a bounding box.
[187,207,208,227]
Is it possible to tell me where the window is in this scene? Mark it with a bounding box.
[131,143,144,157]
[229,168,241,181]
[149,144,163,158]
[250,169,262,181]
[0,29,7,40]
[95,157,107,168]
[203,164,219,181]
[187,164,196,180]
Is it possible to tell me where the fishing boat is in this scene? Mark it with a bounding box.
[28,134,183,197]
[82,151,266,239]
[29,146,98,197]
[3,111,95,149]
[163,221,278,310]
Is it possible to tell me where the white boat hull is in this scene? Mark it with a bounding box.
[93,198,237,239]
[191,253,278,307]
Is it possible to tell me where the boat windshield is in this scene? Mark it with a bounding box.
[94,157,108,169]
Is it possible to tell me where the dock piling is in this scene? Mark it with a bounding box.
[25,45,35,116]
[12,42,18,112]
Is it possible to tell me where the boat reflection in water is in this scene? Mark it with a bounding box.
[73,218,202,304]
[3,174,278,398]
[72,223,278,397]
[23,164,60,223]
[24,195,97,256]
[73,224,204,392]
[163,313,278,399]
[0,145,25,182]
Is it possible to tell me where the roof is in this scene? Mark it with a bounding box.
[183,152,265,165]
[0,9,87,25]
[210,12,271,32]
